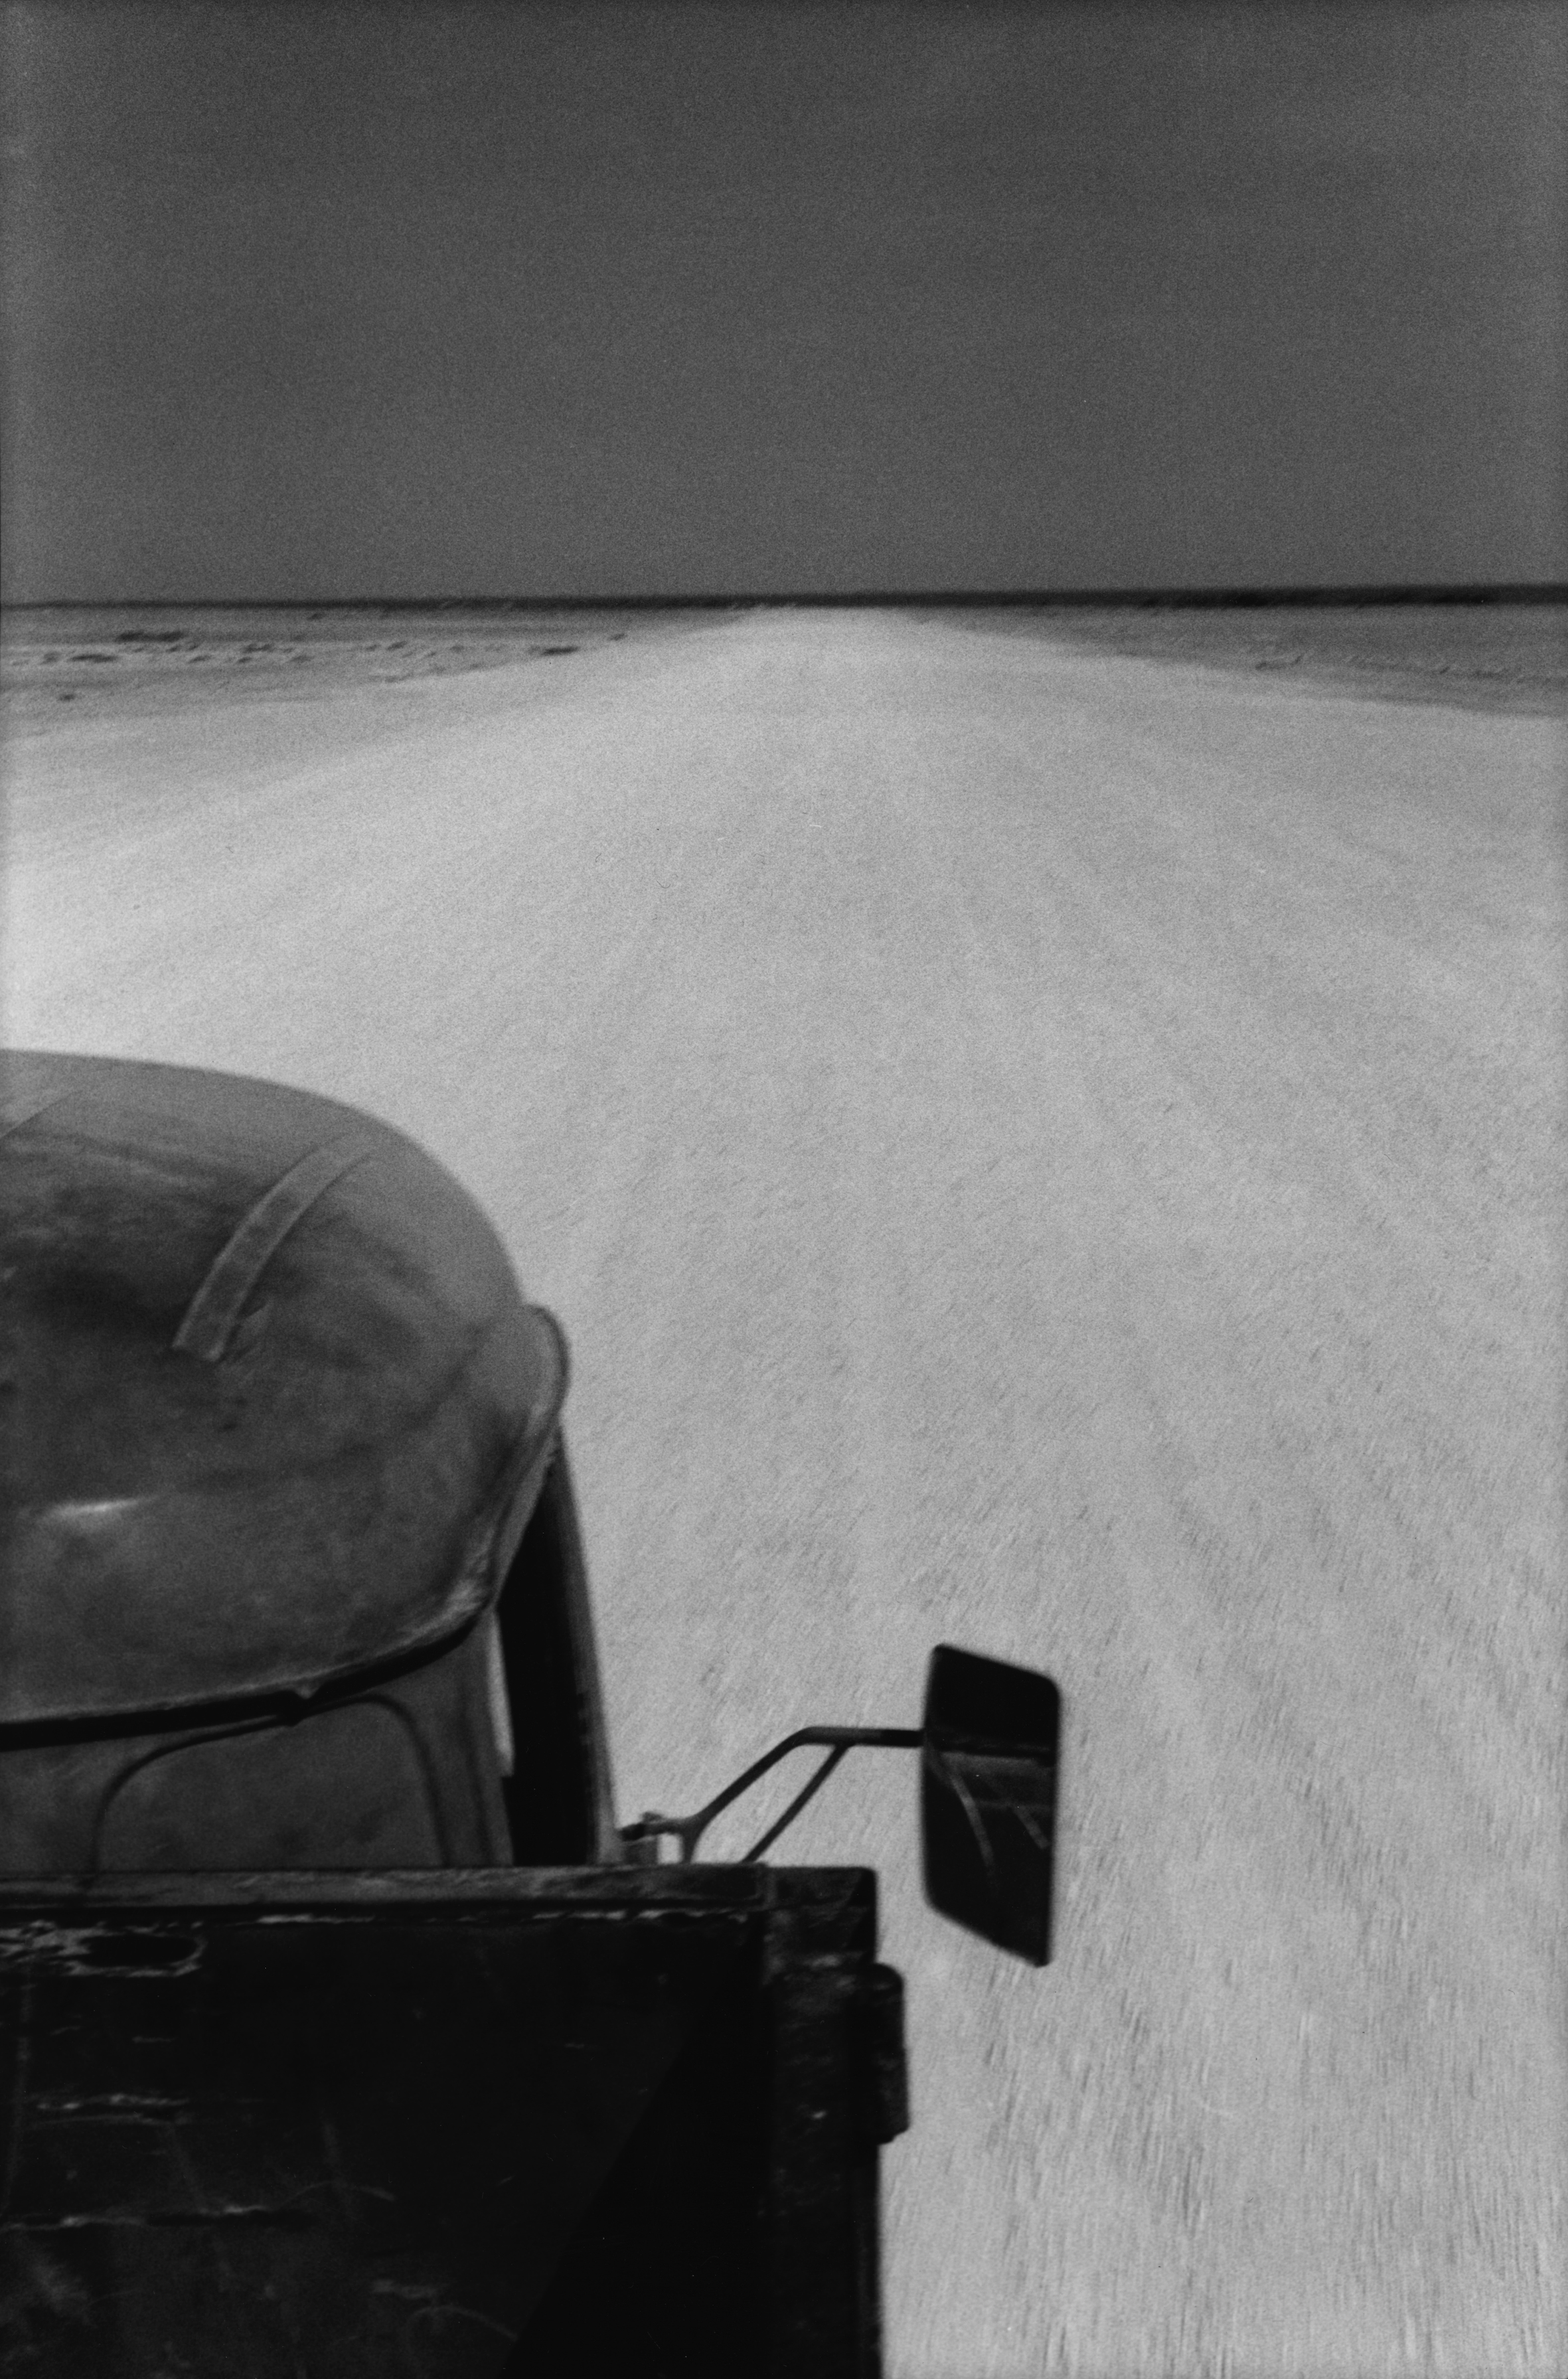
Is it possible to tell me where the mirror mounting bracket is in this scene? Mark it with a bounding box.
[620,1725,922,1864]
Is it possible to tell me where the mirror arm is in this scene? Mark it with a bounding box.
[624,1725,923,1863]
[739,1744,848,1862]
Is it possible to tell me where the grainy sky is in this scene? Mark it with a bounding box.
[1,0,1563,600]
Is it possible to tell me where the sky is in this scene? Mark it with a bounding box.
[1,0,1563,601]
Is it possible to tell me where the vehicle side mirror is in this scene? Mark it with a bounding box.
[921,1645,1059,1966]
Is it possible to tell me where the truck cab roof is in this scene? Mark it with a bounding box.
[1,1051,567,1730]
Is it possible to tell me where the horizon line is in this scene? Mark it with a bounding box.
[3,582,1565,615]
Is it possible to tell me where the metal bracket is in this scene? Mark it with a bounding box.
[620,1726,923,1864]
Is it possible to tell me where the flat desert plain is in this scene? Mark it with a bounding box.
[3,602,1565,2376]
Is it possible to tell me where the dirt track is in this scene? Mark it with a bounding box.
[4,607,1563,2376]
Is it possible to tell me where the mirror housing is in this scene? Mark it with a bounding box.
[921,1645,1059,1966]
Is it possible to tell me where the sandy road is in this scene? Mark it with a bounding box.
[3,609,1563,2376]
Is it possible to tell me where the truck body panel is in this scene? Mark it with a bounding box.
[0,1866,899,2376]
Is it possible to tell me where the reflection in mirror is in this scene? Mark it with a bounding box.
[921,1644,1059,1966]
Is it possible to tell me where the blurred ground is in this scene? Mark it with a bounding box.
[3,604,1564,2376]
